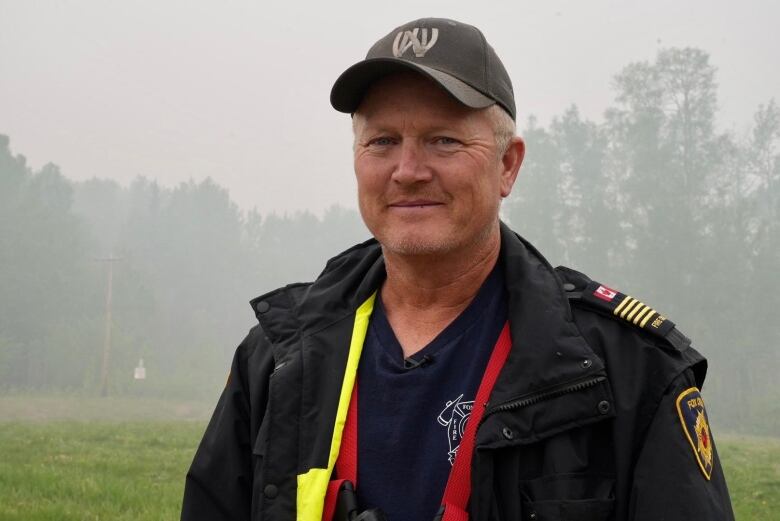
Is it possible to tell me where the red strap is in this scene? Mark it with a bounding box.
[322,382,359,520]
[322,479,346,521]
[440,322,512,520]
[324,322,512,521]
[337,382,359,482]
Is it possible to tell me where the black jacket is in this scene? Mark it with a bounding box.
[182,223,734,521]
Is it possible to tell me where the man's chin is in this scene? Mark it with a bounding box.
[376,219,500,259]
[379,233,459,257]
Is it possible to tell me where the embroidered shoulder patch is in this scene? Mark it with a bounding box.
[676,387,714,480]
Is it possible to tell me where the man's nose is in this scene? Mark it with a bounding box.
[392,140,432,184]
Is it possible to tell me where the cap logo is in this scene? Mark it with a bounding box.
[392,28,439,58]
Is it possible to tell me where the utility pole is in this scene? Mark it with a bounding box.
[96,256,122,397]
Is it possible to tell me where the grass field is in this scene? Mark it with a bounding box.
[719,436,780,520]
[1,397,778,520]
[0,421,203,520]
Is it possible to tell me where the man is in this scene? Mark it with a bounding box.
[182,18,734,521]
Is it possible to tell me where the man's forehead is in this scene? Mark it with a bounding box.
[355,72,488,129]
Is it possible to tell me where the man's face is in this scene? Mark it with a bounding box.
[353,72,518,257]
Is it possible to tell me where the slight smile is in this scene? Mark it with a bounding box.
[388,200,444,209]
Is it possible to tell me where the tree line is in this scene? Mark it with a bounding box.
[505,48,779,434]
[1,47,777,434]
[0,149,369,400]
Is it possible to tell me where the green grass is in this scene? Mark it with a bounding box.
[0,396,777,520]
[0,421,206,521]
[719,436,780,521]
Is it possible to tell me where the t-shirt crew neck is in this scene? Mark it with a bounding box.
[355,265,508,521]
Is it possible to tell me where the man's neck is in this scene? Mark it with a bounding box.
[379,226,501,357]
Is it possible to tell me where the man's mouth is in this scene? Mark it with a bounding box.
[389,200,443,208]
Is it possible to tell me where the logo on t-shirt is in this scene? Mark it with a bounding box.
[437,394,474,465]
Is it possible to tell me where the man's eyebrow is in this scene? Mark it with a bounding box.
[354,126,391,140]
[357,122,469,136]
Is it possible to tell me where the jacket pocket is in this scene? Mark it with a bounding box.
[520,473,615,521]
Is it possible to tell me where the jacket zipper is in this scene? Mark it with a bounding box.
[481,375,607,421]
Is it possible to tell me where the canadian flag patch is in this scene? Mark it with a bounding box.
[593,285,618,302]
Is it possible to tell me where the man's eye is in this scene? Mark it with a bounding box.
[434,136,460,146]
[369,137,395,146]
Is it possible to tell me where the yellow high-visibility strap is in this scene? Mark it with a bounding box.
[296,292,376,521]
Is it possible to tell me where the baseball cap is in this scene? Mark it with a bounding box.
[330,17,516,120]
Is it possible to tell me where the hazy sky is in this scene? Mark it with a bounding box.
[2,0,778,214]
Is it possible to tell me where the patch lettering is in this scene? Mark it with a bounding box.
[676,387,714,480]
[651,315,667,329]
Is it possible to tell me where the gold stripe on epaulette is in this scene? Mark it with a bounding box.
[613,296,632,315]
[633,306,653,325]
[614,296,659,328]
[627,302,646,322]
[621,299,640,319]
[639,311,657,328]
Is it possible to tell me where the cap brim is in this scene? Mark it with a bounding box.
[330,58,495,114]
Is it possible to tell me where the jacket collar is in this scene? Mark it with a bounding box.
[250,237,384,343]
[491,222,606,406]
[252,222,604,393]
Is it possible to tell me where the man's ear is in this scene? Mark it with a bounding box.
[500,136,525,198]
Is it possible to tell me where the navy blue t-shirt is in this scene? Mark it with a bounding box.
[355,267,507,521]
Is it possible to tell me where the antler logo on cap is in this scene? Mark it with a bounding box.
[392,28,439,58]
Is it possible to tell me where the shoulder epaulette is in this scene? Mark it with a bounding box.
[555,266,691,351]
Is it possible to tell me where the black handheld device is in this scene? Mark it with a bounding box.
[333,481,387,521]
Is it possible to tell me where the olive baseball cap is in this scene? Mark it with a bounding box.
[330,17,516,120]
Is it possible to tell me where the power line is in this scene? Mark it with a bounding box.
[95,256,122,397]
